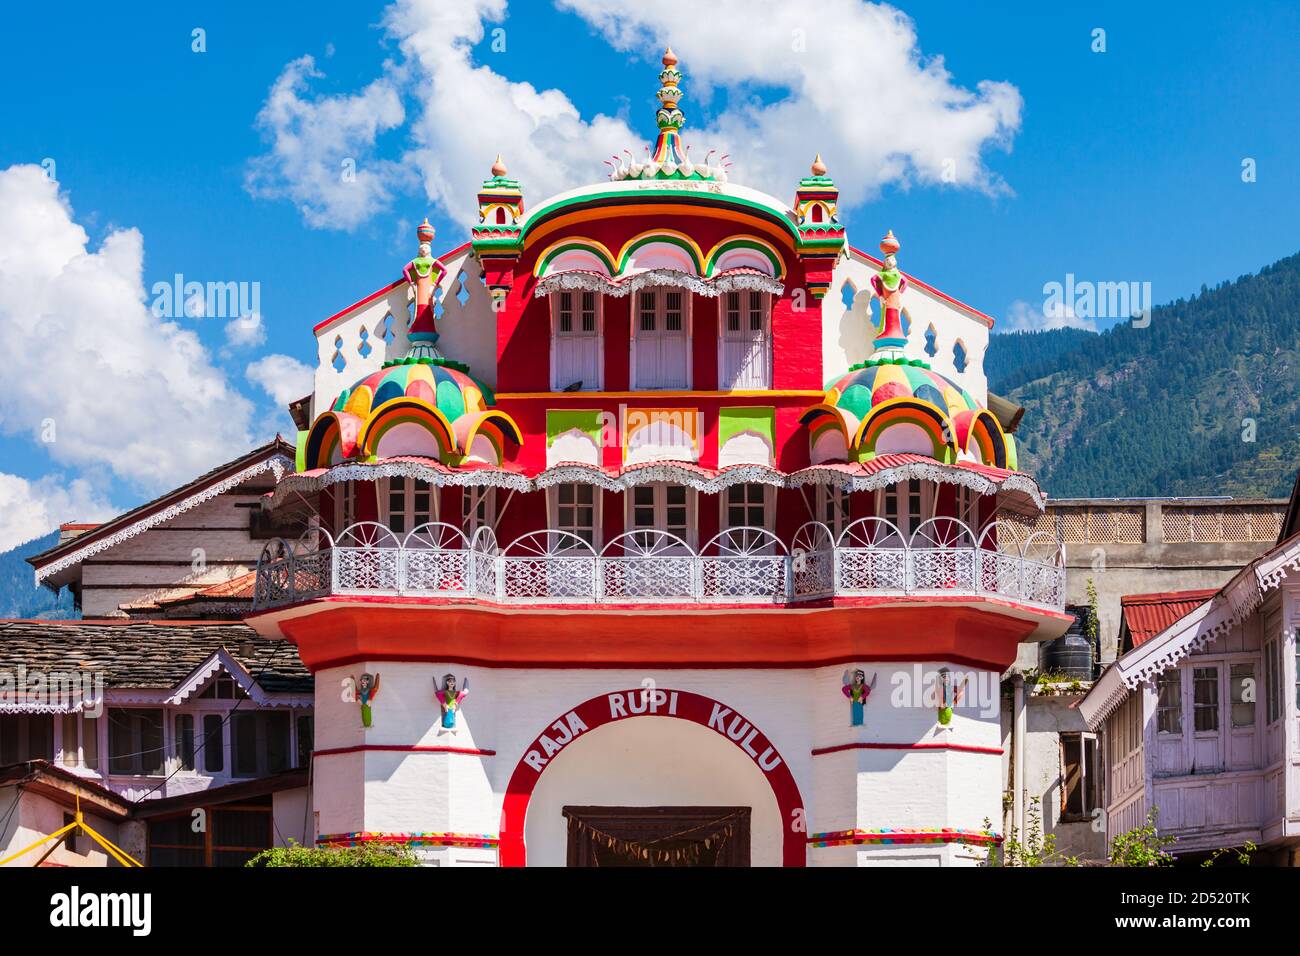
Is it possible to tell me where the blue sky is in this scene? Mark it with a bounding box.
[0,0,1297,547]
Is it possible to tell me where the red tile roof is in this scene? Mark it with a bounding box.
[1120,589,1218,649]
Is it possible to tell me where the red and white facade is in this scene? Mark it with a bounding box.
[247,50,1070,866]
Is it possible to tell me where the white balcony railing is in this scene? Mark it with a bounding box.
[253,518,1066,612]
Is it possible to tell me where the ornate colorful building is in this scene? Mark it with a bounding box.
[248,50,1071,866]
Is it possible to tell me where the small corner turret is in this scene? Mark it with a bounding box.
[471,154,525,304]
[793,154,846,298]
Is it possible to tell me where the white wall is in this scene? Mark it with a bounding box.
[0,787,122,867]
[825,250,991,401]
[312,249,498,417]
[311,660,1006,866]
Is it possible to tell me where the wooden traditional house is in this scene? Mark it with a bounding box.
[1080,509,1300,862]
[26,438,295,618]
[4,441,314,867]
[0,620,313,866]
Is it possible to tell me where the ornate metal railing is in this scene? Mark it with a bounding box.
[254,518,1066,612]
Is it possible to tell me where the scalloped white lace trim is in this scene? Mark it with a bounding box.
[268,460,533,509]
[534,462,786,494]
[533,268,784,299]
[35,456,293,584]
[267,457,1044,512]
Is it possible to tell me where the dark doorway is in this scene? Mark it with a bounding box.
[563,806,751,867]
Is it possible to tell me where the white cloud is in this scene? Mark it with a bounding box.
[246,354,314,412]
[554,0,1022,204]
[225,311,266,348]
[1000,298,1098,333]
[246,55,411,230]
[0,472,117,553]
[250,0,1022,230]
[0,164,258,493]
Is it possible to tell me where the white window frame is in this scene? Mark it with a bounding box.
[382,477,437,535]
[720,482,775,532]
[549,290,603,391]
[57,713,100,772]
[631,287,692,390]
[1156,669,1183,735]
[462,486,496,535]
[625,483,697,549]
[816,484,851,541]
[230,709,293,779]
[334,481,356,532]
[718,290,771,390]
[547,482,602,550]
[953,485,980,527]
[877,479,933,540]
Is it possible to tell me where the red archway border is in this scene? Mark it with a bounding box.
[499,689,807,866]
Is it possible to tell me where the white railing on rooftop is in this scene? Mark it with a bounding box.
[253,517,1066,612]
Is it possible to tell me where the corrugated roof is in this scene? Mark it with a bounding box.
[1119,589,1218,650]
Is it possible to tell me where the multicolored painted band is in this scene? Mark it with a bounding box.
[317,831,500,850]
[807,828,1002,848]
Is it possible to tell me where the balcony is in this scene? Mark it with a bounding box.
[253,517,1065,613]
[254,518,1064,610]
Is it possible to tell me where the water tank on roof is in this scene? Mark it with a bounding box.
[1039,606,1095,680]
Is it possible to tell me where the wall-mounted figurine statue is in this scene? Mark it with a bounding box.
[841,668,877,726]
[356,672,380,728]
[435,673,470,732]
[935,668,968,727]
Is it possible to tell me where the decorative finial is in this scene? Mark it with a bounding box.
[662,46,677,67]
[811,154,827,177]
[417,217,435,244]
[869,231,909,359]
[491,154,507,177]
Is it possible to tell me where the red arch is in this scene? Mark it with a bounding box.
[499,688,807,866]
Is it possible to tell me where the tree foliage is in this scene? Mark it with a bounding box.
[987,253,1300,498]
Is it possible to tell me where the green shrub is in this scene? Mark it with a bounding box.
[1108,809,1176,867]
[245,840,418,867]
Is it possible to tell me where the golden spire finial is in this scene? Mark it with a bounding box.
[880,230,900,256]
[811,154,827,176]
[662,47,678,68]
[491,154,508,177]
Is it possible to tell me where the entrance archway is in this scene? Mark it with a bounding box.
[500,688,806,866]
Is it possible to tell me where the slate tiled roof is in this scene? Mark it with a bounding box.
[0,620,310,693]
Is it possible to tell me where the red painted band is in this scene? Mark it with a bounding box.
[313,744,496,758]
[810,742,1004,757]
[300,651,1008,675]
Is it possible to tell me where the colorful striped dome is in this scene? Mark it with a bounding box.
[802,360,1013,469]
[825,362,981,422]
[302,357,522,471]
[331,359,494,423]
